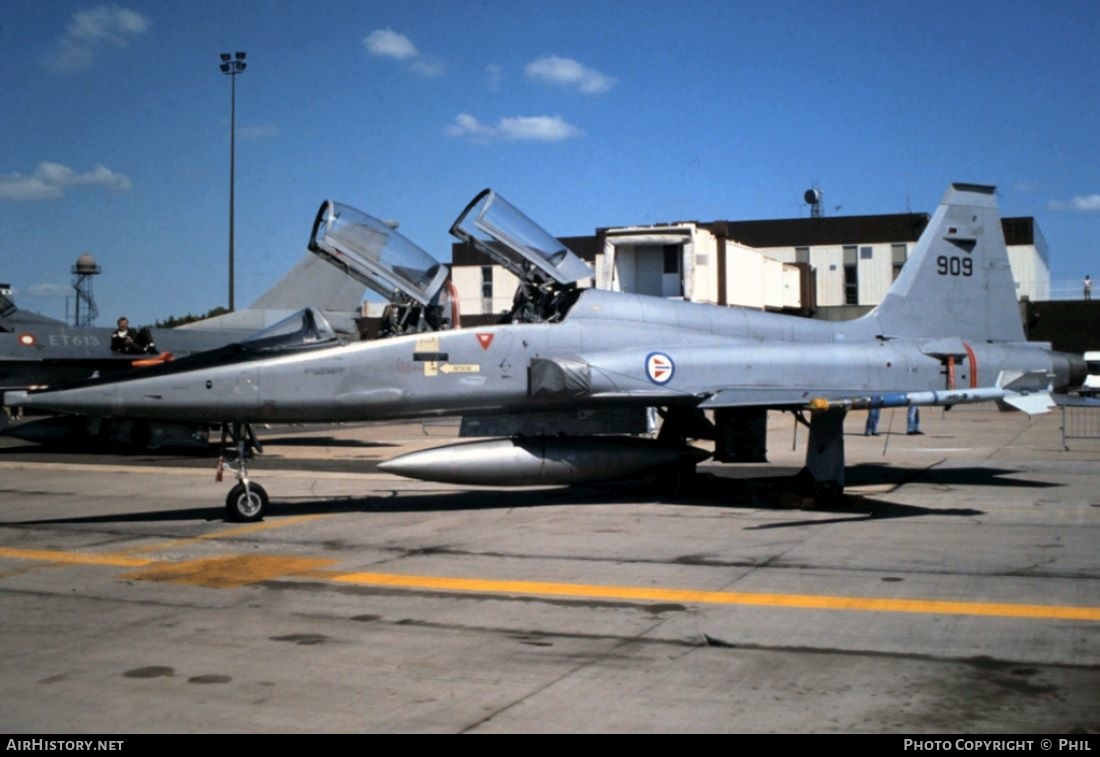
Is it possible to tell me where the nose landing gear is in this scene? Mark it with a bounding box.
[217,422,268,522]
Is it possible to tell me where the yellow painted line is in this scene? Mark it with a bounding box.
[120,555,336,588]
[329,571,1100,622]
[4,543,1096,621]
[0,516,326,570]
[0,546,332,588]
[0,546,154,568]
[124,514,329,554]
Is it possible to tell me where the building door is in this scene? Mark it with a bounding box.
[616,244,682,297]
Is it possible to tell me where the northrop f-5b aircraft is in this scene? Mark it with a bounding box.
[8,184,1086,521]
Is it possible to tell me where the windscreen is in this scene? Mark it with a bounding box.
[450,189,593,285]
[240,308,337,351]
[309,201,447,306]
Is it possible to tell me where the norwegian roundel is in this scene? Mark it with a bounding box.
[18,333,36,347]
[645,351,674,385]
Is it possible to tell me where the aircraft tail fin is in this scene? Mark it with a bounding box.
[176,253,367,333]
[0,291,67,328]
[865,183,1024,343]
[248,253,367,312]
[0,291,15,320]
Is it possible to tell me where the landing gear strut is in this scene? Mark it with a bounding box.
[798,407,846,504]
[217,422,268,522]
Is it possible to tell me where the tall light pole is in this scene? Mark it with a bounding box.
[219,51,246,311]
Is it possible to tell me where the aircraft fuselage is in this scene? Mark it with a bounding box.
[9,289,1068,424]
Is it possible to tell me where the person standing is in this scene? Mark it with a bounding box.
[864,407,880,436]
[1085,274,1093,301]
[907,405,922,435]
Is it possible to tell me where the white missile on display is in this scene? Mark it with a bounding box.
[379,436,711,486]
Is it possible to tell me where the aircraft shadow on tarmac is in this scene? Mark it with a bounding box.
[843,462,1060,490]
[14,462,1058,528]
[258,436,399,449]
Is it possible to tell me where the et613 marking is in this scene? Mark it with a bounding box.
[936,255,973,277]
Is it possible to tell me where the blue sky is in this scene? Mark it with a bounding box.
[3,0,1097,324]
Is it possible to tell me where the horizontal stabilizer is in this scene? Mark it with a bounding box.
[998,392,1055,415]
[998,369,1052,394]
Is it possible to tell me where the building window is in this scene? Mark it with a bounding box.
[891,243,907,281]
[844,265,859,304]
[843,245,858,305]
[795,247,810,265]
[481,266,493,312]
[663,245,680,274]
[860,246,873,260]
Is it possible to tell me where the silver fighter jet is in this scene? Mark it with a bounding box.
[8,184,1086,521]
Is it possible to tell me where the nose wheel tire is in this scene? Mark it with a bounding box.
[225,482,268,522]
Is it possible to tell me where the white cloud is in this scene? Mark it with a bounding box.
[445,113,583,143]
[1071,194,1100,211]
[363,28,418,60]
[486,64,503,92]
[445,114,496,141]
[524,55,617,94]
[45,6,150,74]
[1049,194,1100,212]
[0,162,132,202]
[363,28,445,78]
[499,115,583,141]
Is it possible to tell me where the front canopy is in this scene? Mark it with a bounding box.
[309,201,448,306]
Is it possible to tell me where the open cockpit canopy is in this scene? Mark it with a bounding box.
[309,201,448,306]
[450,189,593,287]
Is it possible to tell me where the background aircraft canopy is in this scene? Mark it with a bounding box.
[309,201,448,306]
[239,307,337,352]
[450,189,593,286]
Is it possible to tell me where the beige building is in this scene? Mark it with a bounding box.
[446,211,1049,320]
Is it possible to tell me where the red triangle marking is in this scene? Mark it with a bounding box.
[476,333,494,350]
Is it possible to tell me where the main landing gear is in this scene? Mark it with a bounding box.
[216,422,268,522]
[795,407,846,504]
